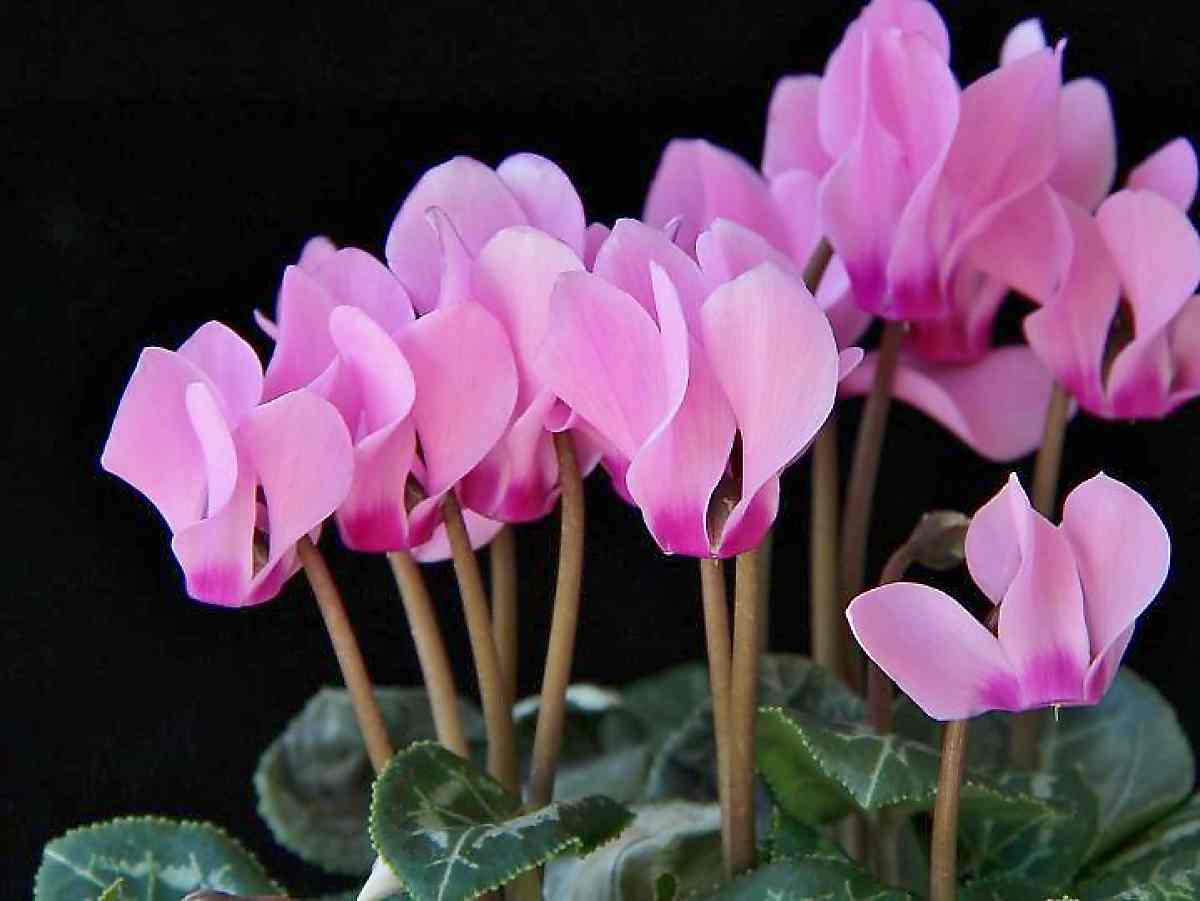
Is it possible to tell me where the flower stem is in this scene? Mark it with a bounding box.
[441,492,518,791]
[1010,383,1072,768]
[840,320,905,691]
[386,550,470,758]
[699,557,734,876]
[490,526,519,703]
[930,719,969,901]
[729,547,763,875]
[810,419,841,676]
[297,536,393,773]
[527,432,587,810]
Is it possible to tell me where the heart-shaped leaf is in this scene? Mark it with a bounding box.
[513,683,646,782]
[706,858,915,900]
[1074,794,1200,899]
[894,669,1194,859]
[957,876,1060,900]
[543,802,723,901]
[767,810,845,863]
[255,687,483,875]
[369,742,633,901]
[34,817,282,900]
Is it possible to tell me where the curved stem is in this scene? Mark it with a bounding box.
[840,320,905,691]
[442,492,518,790]
[930,719,970,901]
[387,551,470,757]
[490,526,519,704]
[297,537,393,773]
[527,433,587,809]
[699,558,734,876]
[729,547,763,875]
[810,419,841,675]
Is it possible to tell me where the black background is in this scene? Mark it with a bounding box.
[4,1,1200,895]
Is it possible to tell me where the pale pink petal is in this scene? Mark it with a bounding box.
[1107,332,1174,419]
[385,157,527,312]
[1000,18,1047,65]
[964,474,1027,604]
[496,153,587,257]
[819,23,869,159]
[262,266,339,400]
[236,390,355,564]
[626,266,735,557]
[395,303,518,499]
[838,347,865,380]
[583,223,610,269]
[643,140,790,259]
[762,75,830,178]
[177,321,264,425]
[768,169,822,265]
[537,271,669,464]
[411,509,506,563]
[1084,624,1134,704]
[1167,296,1200,405]
[253,309,279,341]
[425,207,475,309]
[461,391,561,523]
[1128,138,1199,211]
[814,256,875,348]
[1097,190,1200,340]
[694,218,798,286]
[327,305,417,433]
[298,235,337,271]
[907,270,1007,364]
[337,420,421,551]
[184,383,240,516]
[471,226,584,409]
[840,346,1056,462]
[170,470,257,606]
[963,184,1073,304]
[591,218,709,321]
[847,583,1020,720]
[861,0,950,60]
[310,247,415,333]
[994,481,1091,708]
[1050,78,1117,212]
[701,264,839,549]
[1060,473,1170,665]
[101,348,209,532]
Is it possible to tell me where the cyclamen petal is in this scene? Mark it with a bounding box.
[762,75,830,179]
[1128,138,1199,211]
[496,153,587,257]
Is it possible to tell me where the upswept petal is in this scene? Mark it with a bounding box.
[762,75,831,179]
[1000,18,1047,65]
[643,139,791,257]
[177,321,264,426]
[336,419,420,551]
[471,226,584,408]
[992,477,1090,708]
[583,223,611,269]
[818,22,869,160]
[860,0,950,60]
[841,345,1056,462]
[425,207,475,309]
[385,157,527,312]
[1050,78,1117,211]
[309,247,415,334]
[101,347,210,532]
[813,255,875,348]
[1096,190,1200,340]
[1106,331,1175,419]
[626,266,736,556]
[767,169,822,265]
[184,382,240,517]
[964,474,1026,605]
[262,266,339,400]
[327,305,417,434]
[496,153,587,257]
[394,303,518,500]
[694,218,798,286]
[1128,138,1199,211]
[1060,473,1170,665]
[700,264,839,549]
[170,469,257,606]
[298,235,337,271]
[847,583,1019,721]
[591,218,709,321]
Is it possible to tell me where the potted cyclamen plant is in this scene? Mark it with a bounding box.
[36,2,1200,900]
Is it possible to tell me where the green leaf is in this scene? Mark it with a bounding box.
[255,686,482,876]
[97,880,127,901]
[34,817,282,900]
[757,708,1056,826]
[369,742,633,901]
[706,858,915,900]
[514,683,646,777]
[544,802,724,901]
[645,655,864,803]
[554,744,653,804]
[767,810,845,863]
[1075,795,1200,899]
[958,876,1062,900]
[959,768,1098,890]
[1078,868,1200,900]
[895,669,1194,858]
[621,662,713,748]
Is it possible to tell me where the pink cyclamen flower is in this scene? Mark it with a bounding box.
[102,322,354,606]
[259,244,518,552]
[385,155,602,522]
[847,473,1169,720]
[537,218,857,558]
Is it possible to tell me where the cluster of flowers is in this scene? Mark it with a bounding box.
[103,0,1196,722]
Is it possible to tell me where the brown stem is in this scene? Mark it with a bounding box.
[728,548,763,875]
[840,320,905,691]
[526,433,587,809]
[930,719,970,901]
[441,492,518,790]
[490,525,519,704]
[386,551,470,758]
[810,419,841,675]
[699,557,734,876]
[297,537,394,773]
[1010,383,1072,768]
